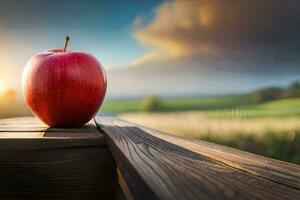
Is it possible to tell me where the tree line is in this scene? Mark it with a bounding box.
[251,81,300,103]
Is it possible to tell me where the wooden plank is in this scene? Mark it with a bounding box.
[0,117,97,132]
[117,167,134,200]
[0,117,105,150]
[0,147,116,199]
[0,135,105,150]
[112,118,300,189]
[95,117,300,200]
[141,126,300,190]
[0,117,116,199]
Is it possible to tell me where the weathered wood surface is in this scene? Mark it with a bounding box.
[0,117,98,132]
[140,126,300,190]
[0,117,116,199]
[0,117,105,150]
[95,117,300,200]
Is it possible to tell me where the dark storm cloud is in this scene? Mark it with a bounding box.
[133,0,300,65]
[105,0,300,98]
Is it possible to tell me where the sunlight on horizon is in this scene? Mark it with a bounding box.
[0,80,7,95]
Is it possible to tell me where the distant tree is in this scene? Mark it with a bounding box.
[140,96,162,112]
[251,87,283,103]
[283,81,300,98]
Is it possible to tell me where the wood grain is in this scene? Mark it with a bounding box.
[117,167,133,200]
[141,126,300,190]
[0,117,97,132]
[0,135,106,150]
[0,117,106,150]
[95,117,300,200]
[0,147,116,199]
[0,117,116,199]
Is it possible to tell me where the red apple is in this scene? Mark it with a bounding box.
[22,37,107,127]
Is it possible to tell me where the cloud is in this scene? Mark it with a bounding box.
[132,0,300,65]
[105,0,300,98]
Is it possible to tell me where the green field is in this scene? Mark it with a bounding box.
[200,129,300,164]
[101,99,141,113]
[101,96,300,118]
[101,94,253,113]
[207,98,300,118]
[252,98,300,117]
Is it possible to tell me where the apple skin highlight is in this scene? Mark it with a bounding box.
[22,50,107,127]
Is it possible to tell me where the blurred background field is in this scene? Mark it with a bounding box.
[102,81,300,114]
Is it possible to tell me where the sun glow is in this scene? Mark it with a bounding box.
[0,80,7,95]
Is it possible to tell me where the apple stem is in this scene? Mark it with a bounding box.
[63,36,70,52]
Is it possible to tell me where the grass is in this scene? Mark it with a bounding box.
[200,130,300,164]
[251,98,300,117]
[207,98,300,118]
[101,94,253,113]
[100,99,140,113]
[160,94,253,111]
[101,95,300,118]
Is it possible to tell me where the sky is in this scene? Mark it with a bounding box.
[0,0,299,99]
